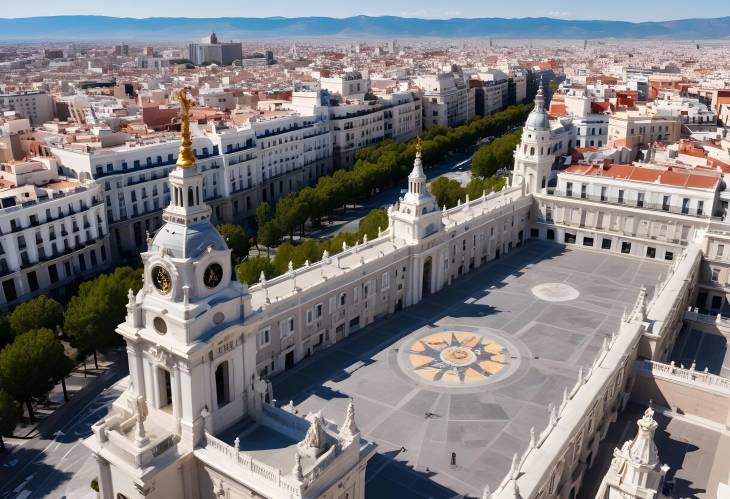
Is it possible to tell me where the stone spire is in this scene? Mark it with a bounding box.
[594,405,670,499]
[339,399,360,442]
[408,137,427,197]
[534,81,545,113]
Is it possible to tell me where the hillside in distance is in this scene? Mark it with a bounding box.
[1,15,730,41]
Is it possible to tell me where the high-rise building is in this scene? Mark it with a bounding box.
[188,33,243,66]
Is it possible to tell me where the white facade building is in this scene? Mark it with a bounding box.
[415,73,475,130]
[0,158,110,310]
[0,91,55,125]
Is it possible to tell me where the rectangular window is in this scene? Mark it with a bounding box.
[697,200,704,216]
[681,198,689,215]
[580,184,586,199]
[621,242,631,254]
[601,238,612,250]
[583,237,594,247]
[618,190,625,204]
[662,196,670,211]
[637,192,644,208]
[600,186,607,202]
[564,233,576,244]
[258,327,271,347]
[339,292,347,307]
[665,251,673,261]
[717,244,725,259]
[315,303,323,318]
[646,247,656,258]
[382,272,390,291]
[711,269,720,282]
[566,182,573,197]
[306,308,313,325]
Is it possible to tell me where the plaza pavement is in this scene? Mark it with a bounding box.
[271,240,669,498]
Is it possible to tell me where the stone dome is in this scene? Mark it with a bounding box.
[150,221,228,260]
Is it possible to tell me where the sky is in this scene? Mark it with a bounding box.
[3,0,730,21]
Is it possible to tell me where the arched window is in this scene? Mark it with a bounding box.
[196,186,200,204]
[530,146,535,156]
[188,187,194,207]
[215,361,230,407]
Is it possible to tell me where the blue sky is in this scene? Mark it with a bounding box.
[4,0,730,21]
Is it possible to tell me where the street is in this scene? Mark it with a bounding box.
[306,147,477,239]
[0,364,127,499]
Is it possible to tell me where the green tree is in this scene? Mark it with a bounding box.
[64,267,141,370]
[357,208,388,240]
[0,315,12,350]
[0,328,69,422]
[9,295,64,336]
[0,389,18,452]
[430,177,465,209]
[217,224,250,264]
[236,256,276,286]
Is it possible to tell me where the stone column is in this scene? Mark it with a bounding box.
[126,341,145,399]
[94,453,113,499]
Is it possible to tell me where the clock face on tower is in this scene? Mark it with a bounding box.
[151,265,172,294]
[203,263,223,289]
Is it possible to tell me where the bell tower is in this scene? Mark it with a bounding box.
[121,88,252,450]
[390,139,442,243]
[512,83,554,194]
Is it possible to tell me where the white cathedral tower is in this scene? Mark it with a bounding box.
[511,83,555,195]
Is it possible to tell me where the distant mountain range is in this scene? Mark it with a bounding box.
[1,15,730,41]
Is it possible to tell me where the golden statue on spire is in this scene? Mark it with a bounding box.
[416,136,422,156]
[176,88,196,168]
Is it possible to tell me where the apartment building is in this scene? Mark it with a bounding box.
[0,91,55,125]
[414,73,475,130]
[50,112,333,259]
[608,108,681,158]
[0,158,110,310]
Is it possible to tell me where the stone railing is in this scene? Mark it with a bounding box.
[202,432,302,497]
[635,359,730,394]
[684,308,730,329]
[442,185,526,230]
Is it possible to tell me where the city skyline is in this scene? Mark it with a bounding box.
[2,0,730,22]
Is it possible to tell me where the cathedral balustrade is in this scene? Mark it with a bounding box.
[202,432,303,497]
[635,359,730,394]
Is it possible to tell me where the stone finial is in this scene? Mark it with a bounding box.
[339,399,360,442]
[127,288,135,306]
[509,452,519,477]
[298,414,326,458]
[560,387,568,412]
[288,260,294,273]
[363,234,368,244]
[145,230,152,251]
[465,193,470,203]
[134,396,149,447]
[377,226,382,238]
[305,259,310,267]
[548,403,557,426]
[342,241,348,252]
[293,452,304,481]
[259,271,266,286]
[528,426,536,449]
[322,249,330,262]
[442,205,447,215]
[234,436,240,451]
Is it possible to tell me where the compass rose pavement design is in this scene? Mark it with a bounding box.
[406,331,509,385]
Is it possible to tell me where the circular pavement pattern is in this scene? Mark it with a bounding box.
[404,330,510,386]
[531,282,580,302]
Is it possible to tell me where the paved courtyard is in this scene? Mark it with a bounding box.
[671,326,730,377]
[271,241,669,498]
